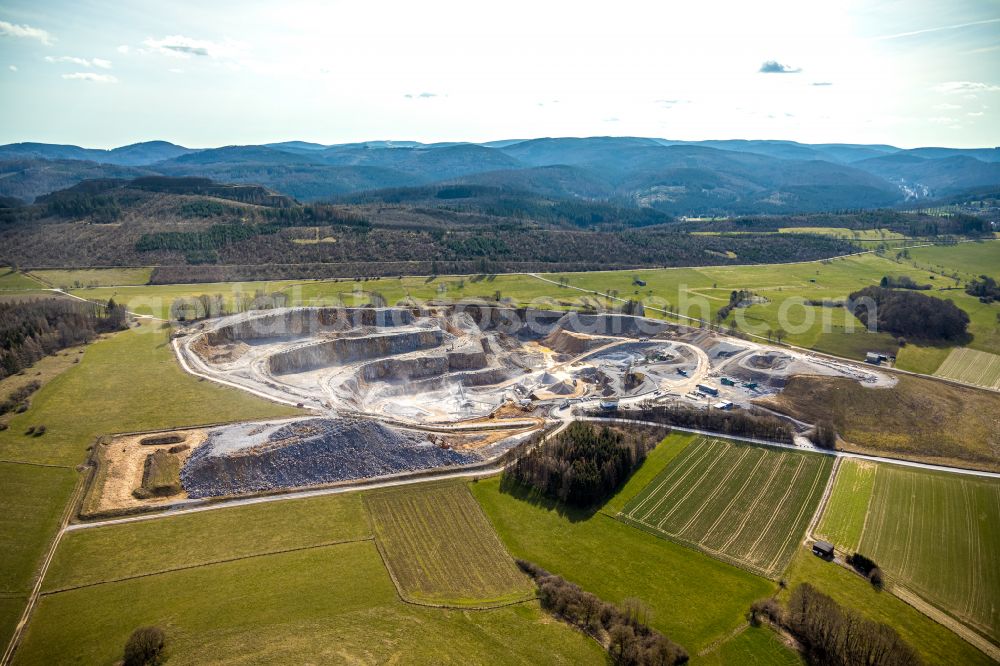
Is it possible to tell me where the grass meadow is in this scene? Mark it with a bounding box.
[472,433,776,654]
[907,241,1000,282]
[364,481,534,607]
[17,541,603,666]
[27,268,153,289]
[618,438,832,578]
[0,321,300,652]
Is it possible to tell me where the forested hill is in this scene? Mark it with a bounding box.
[2,137,999,215]
[0,175,880,282]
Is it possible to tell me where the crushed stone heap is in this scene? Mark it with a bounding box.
[181,417,476,498]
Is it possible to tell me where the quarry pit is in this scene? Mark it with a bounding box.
[77,304,895,511]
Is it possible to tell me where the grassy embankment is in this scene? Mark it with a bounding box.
[759,374,1000,472]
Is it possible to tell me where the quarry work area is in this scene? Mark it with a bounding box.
[76,305,896,513]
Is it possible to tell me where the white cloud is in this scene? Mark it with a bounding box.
[168,68,184,74]
[62,72,118,83]
[142,35,238,59]
[117,45,129,54]
[45,55,112,69]
[933,103,961,110]
[759,60,801,74]
[8,64,16,72]
[404,92,438,99]
[967,111,984,117]
[934,81,1000,95]
[0,19,53,45]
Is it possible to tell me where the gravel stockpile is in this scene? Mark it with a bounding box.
[181,417,476,498]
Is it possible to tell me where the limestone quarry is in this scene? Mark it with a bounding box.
[82,304,894,509]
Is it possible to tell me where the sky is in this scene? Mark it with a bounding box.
[0,0,998,149]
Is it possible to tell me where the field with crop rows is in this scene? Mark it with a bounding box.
[618,438,832,578]
[815,459,877,552]
[935,347,1000,389]
[858,466,1000,643]
[365,481,534,607]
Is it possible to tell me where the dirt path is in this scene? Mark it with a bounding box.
[893,584,999,661]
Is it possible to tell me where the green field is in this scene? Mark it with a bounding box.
[17,541,602,665]
[814,459,877,552]
[619,438,832,578]
[0,321,299,467]
[778,227,906,240]
[0,321,300,651]
[697,626,804,666]
[935,347,1000,389]
[781,547,993,665]
[43,492,369,592]
[0,463,76,594]
[472,433,776,653]
[364,482,534,607]
[18,481,600,664]
[908,240,1000,282]
[0,269,46,291]
[859,466,1000,643]
[27,267,153,289]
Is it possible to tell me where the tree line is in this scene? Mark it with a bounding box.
[169,290,290,322]
[598,403,794,442]
[847,286,969,342]
[0,298,127,379]
[501,421,658,507]
[518,560,688,665]
[965,275,999,303]
[752,583,920,666]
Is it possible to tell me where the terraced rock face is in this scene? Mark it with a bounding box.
[268,329,444,374]
[181,417,476,498]
[206,307,415,344]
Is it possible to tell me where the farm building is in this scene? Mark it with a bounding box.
[812,540,834,559]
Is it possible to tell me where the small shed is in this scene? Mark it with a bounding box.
[812,540,834,559]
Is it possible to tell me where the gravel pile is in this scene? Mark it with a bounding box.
[181,417,476,498]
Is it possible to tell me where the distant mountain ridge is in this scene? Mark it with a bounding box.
[1,136,998,212]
